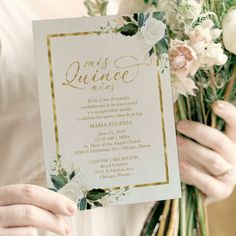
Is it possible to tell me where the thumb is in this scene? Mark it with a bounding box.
[213,100,236,143]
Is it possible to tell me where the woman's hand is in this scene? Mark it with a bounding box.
[0,184,77,236]
[177,100,236,204]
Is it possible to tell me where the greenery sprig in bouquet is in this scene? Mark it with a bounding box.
[84,0,236,235]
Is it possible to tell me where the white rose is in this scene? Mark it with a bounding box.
[187,19,222,53]
[141,16,166,47]
[223,8,236,55]
[200,43,228,66]
[172,76,198,103]
[58,181,84,203]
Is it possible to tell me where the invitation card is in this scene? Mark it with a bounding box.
[33,12,181,210]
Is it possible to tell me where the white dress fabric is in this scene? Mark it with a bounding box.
[0,1,154,235]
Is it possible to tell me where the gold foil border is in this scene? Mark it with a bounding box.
[47,36,60,156]
[47,31,169,190]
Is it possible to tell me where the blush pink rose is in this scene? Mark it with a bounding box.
[170,40,199,78]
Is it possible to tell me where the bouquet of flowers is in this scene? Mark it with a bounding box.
[84,0,236,235]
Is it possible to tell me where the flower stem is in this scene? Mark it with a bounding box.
[166,199,179,236]
[210,67,217,128]
[211,112,216,128]
[187,201,194,236]
[178,96,187,120]
[179,184,187,236]
[224,65,236,101]
[200,87,207,124]
[157,200,171,236]
[140,201,165,236]
[196,189,209,236]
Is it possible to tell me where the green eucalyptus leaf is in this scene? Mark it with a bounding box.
[69,170,76,180]
[145,13,151,21]
[94,201,103,207]
[50,175,68,190]
[61,168,67,177]
[138,13,145,27]
[48,188,58,192]
[144,0,158,6]
[87,189,107,201]
[123,16,132,22]
[133,13,138,22]
[152,12,165,21]
[79,197,87,210]
[87,202,92,210]
[156,38,169,53]
[118,23,139,36]
[149,48,154,57]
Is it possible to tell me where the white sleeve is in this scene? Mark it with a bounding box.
[0,1,45,186]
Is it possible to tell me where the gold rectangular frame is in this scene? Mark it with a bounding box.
[46,31,169,189]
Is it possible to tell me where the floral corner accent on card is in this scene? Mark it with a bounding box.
[49,154,129,210]
[100,12,169,72]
